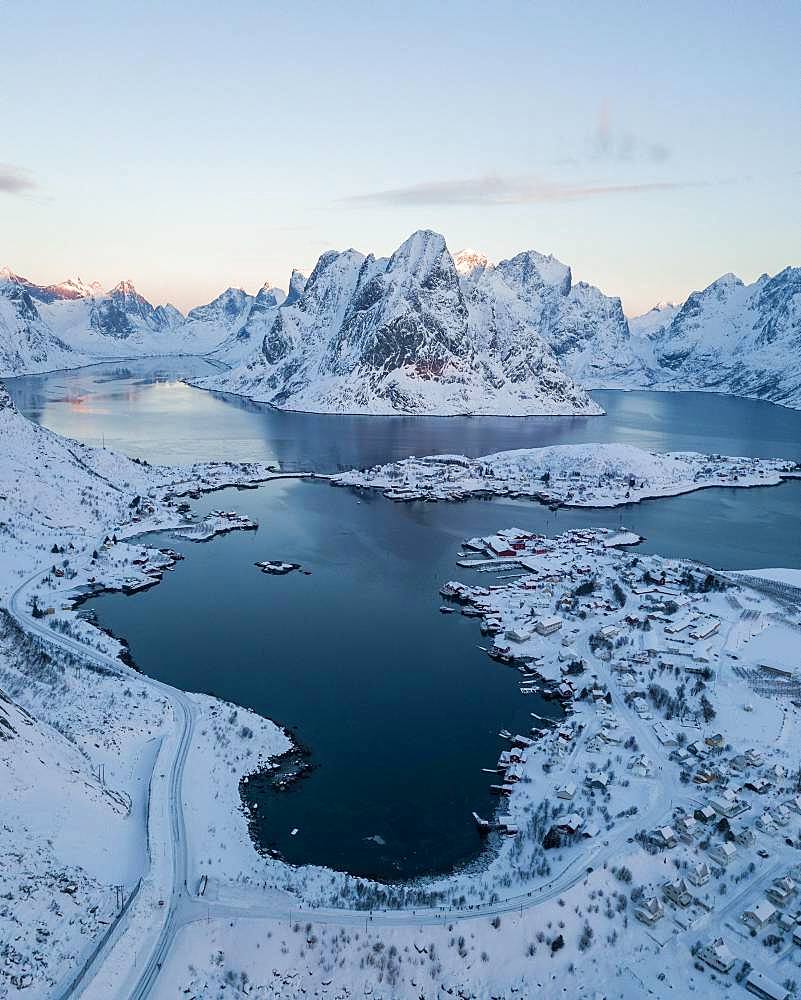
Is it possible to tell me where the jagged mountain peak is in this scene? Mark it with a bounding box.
[109,279,140,297]
[497,249,572,297]
[255,282,286,308]
[700,272,744,296]
[453,249,491,278]
[283,269,307,307]
[387,229,451,276]
[50,278,102,299]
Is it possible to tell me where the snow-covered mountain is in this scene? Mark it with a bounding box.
[0,271,189,371]
[628,268,801,408]
[458,247,645,389]
[0,272,286,373]
[194,231,603,416]
[0,279,83,375]
[3,252,799,413]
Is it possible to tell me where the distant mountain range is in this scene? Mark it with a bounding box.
[1,237,798,414]
[628,268,801,409]
[0,266,286,376]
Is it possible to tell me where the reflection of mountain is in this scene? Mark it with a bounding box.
[3,356,224,429]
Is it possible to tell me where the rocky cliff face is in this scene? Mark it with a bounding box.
[197,231,602,416]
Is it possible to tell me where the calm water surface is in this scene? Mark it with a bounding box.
[5,359,801,879]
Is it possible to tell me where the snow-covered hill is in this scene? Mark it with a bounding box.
[194,231,603,416]
[0,381,281,598]
[334,442,799,507]
[629,267,801,408]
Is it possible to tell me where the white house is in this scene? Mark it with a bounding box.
[536,616,563,636]
[649,826,677,850]
[709,842,737,867]
[699,937,735,973]
[766,877,796,907]
[688,861,711,887]
[745,970,790,1000]
[653,721,677,747]
[556,782,577,800]
[634,896,664,925]
[630,754,654,778]
[663,878,691,907]
[742,899,777,931]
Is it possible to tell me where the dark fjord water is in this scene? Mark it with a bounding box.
[6,358,801,879]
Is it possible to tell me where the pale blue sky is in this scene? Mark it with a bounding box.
[1,0,798,314]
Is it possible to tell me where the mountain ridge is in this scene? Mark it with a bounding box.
[1,241,798,413]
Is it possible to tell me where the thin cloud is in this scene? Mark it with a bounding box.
[345,174,703,208]
[0,163,37,195]
[590,104,671,164]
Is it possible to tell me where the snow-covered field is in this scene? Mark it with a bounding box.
[333,442,799,507]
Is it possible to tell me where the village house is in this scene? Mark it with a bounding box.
[756,813,778,835]
[741,899,777,931]
[634,896,664,926]
[536,616,563,636]
[663,877,691,907]
[744,969,790,1000]
[708,841,737,867]
[688,861,711,887]
[705,733,725,750]
[652,721,677,747]
[556,782,576,800]
[648,826,677,850]
[585,772,610,791]
[699,937,735,973]
[710,789,747,818]
[766,876,796,907]
[629,753,654,778]
[555,813,584,836]
[694,804,716,823]
[772,805,791,827]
